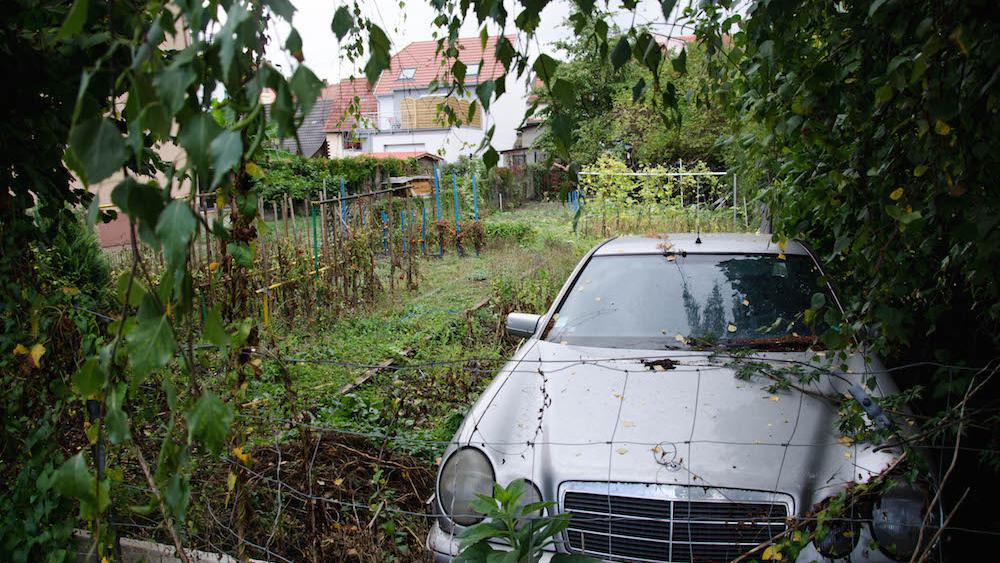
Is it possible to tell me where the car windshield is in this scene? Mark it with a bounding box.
[543,254,826,350]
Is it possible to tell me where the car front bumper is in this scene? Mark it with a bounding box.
[427,520,900,562]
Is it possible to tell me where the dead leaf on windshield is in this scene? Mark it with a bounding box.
[727,323,738,333]
[742,299,750,306]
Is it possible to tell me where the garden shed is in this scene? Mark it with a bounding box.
[385,175,434,198]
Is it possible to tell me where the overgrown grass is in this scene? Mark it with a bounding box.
[245,204,587,457]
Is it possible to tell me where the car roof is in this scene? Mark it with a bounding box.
[592,233,808,256]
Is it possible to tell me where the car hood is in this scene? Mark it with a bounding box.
[459,340,900,513]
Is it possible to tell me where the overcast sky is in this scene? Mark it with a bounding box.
[265,0,688,84]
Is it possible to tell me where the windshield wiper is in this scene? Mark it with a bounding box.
[721,335,821,351]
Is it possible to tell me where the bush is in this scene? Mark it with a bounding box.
[256,151,423,202]
[1,210,112,561]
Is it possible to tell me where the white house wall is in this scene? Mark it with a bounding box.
[369,73,528,162]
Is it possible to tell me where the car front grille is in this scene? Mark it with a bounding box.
[561,485,789,562]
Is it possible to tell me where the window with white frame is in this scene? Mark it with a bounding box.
[466,63,480,76]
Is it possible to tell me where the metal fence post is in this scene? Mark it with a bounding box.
[732,174,737,229]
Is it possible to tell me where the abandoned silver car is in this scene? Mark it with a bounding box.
[428,234,925,562]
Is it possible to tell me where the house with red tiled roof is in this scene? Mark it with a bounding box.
[360,35,530,162]
[321,78,378,158]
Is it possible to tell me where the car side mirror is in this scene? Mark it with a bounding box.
[506,312,541,339]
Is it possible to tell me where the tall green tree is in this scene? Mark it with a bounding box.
[533,30,731,167]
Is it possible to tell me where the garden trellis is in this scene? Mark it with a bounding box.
[575,157,752,236]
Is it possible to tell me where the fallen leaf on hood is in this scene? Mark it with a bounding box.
[844,451,853,460]
[616,447,628,455]
[768,395,780,402]
[623,420,635,428]
[837,435,854,446]
[674,334,687,344]
[652,445,663,454]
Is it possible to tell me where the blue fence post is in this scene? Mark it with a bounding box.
[410,208,416,254]
[433,165,443,256]
[452,174,462,257]
[339,177,347,229]
[421,204,427,255]
[472,175,479,221]
[381,211,388,254]
[400,210,407,255]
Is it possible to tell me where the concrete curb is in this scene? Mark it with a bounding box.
[73,530,269,563]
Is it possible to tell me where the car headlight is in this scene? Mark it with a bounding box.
[515,480,544,528]
[438,447,495,526]
[871,483,927,560]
